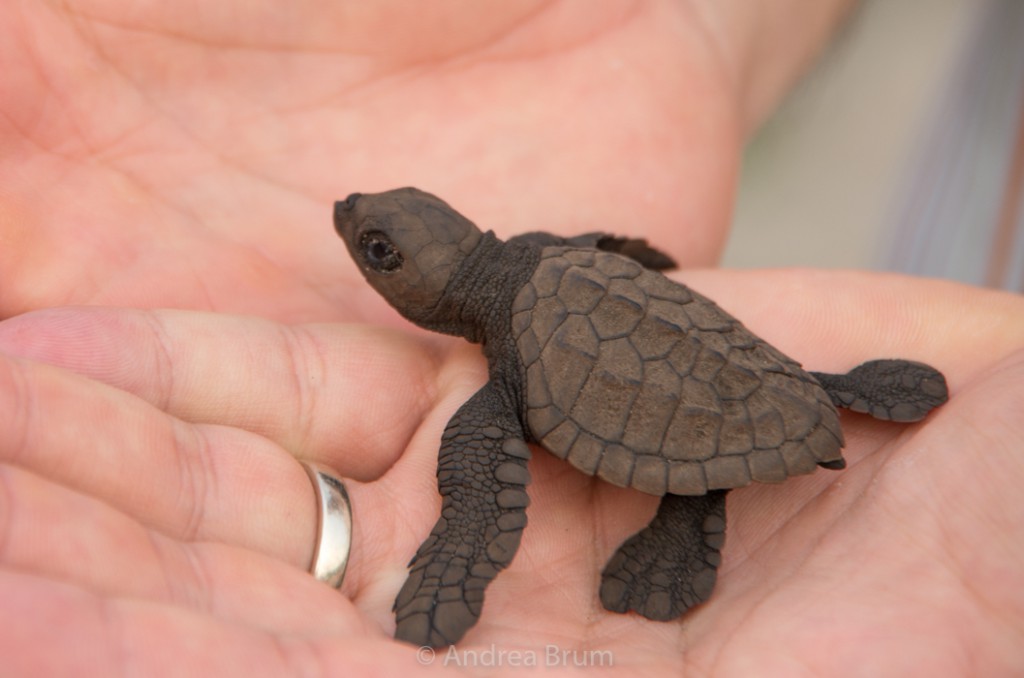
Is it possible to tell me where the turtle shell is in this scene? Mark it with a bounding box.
[512,248,844,496]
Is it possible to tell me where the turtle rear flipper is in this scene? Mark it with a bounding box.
[811,359,949,422]
[600,491,727,621]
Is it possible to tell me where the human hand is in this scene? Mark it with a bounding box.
[0,0,853,319]
[2,271,1021,676]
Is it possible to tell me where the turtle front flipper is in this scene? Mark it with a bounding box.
[811,359,949,422]
[394,381,531,648]
[600,491,727,621]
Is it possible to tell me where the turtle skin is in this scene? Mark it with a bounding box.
[513,247,845,496]
[333,187,949,647]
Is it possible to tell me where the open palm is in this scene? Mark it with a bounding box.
[3,1,1022,676]
[1,0,737,321]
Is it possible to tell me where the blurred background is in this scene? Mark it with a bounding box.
[724,0,1024,292]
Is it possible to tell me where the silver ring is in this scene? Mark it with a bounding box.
[301,461,353,588]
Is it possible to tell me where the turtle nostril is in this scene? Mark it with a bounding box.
[334,194,362,236]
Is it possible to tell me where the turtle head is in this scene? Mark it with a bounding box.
[334,187,483,326]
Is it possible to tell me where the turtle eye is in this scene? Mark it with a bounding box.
[359,231,404,273]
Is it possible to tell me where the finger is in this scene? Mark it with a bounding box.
[0,308,444,480]
[0,464,364,637]
[0,352,317,565]
[676,269,1024,382]
[0,344,478,617]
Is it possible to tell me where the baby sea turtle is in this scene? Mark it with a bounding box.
[333,188,948,648]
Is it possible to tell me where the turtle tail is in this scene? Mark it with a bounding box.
[810,359,949,423]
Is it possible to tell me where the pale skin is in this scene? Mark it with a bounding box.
[1,1,1023,676]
